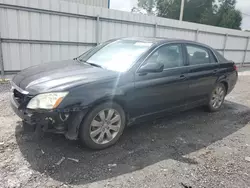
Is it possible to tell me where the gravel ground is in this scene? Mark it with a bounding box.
[0,71,250,188]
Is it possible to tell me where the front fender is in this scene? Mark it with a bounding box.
[58,84,129,111]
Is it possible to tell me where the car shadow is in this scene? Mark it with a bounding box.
[15,100,250,185]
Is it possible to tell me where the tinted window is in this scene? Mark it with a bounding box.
[186,45,210,65]
[214,50,228,63]
[146,44,183,69]
[209,50,218,63]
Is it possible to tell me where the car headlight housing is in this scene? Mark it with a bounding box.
[27,92,68,109]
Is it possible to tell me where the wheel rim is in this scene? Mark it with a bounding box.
[89,108,121,145]
[210,85,225,109]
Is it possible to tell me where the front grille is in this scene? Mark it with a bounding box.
[13,89,30,106]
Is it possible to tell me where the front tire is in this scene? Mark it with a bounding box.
[79,102,126,149]
[207,83,226,112]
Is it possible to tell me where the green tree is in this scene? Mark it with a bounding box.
[216,0,242,29]
[135,0,242,30]
[218,9,242,29]
[201,0,242,29]
[200,2,219,26]
[156,0,215,22]
[137,0,156,15]
[156,0,181,20]
[183,0,214,23]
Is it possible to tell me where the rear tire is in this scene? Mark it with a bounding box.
[207,83,226,112]
[79,102,126,150]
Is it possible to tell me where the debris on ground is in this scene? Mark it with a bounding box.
[180,182,192,188]
[41,149,45,154]
[56,157,65,166]
[128,151,134,154]
[0,79,9,83]
[1,73,250,187]
[108,164,117,168]
[245,157,250,162]
[67,157,79,163]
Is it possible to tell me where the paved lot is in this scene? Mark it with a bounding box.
[0,70,250,188]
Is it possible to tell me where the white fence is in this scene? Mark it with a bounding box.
[0,0,249,76]
[61,0,109,8]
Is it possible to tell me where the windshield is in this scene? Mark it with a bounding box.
[81,40,153,72]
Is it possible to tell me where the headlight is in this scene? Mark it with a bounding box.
[27,92,68,109]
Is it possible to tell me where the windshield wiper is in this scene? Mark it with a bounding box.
[82,60,103,68]
[73,57,81,63]
[74,58,103,69]
[85,62,103,68]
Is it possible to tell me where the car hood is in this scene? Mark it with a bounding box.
[12,60,118,95]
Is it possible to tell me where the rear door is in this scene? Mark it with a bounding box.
[185,44,219,106]
[129,43,189,118]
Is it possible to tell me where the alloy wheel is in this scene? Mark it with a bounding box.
[210,85,225,109]
[89,109,121,144]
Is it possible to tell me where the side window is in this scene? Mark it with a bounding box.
[145,44,183,69]
[186,45,211,65]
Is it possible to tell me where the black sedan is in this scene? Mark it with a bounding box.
[10,38,238,149]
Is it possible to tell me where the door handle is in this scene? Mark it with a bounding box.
[213,69,218,74]
[180,74,186,80]
[138,72,148,76]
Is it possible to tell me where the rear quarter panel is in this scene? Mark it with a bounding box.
[218,62,238,94]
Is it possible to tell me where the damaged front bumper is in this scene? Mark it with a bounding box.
[10,92,88,140]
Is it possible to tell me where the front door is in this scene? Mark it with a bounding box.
[129,43,189,118]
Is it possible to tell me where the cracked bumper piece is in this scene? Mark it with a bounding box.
[11,93,53,125]
[11,93,88,139]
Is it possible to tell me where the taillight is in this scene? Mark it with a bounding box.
[233,65,238,71]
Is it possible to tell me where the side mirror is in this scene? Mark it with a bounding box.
[138,62,164,74]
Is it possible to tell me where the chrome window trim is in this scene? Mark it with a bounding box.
[150,62,219,72]
[185,62,219,67]
[10,81,29,95]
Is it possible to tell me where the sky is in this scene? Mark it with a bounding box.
[110,0,250,30]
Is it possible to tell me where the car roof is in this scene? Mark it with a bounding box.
[118,37,214,50]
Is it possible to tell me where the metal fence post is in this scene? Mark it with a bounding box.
[0,32,4,79]
[223,33,228,56]
[154,23,158,37]
[242,36,250,67]
[96,15,100,45]
[195,29,199,41]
